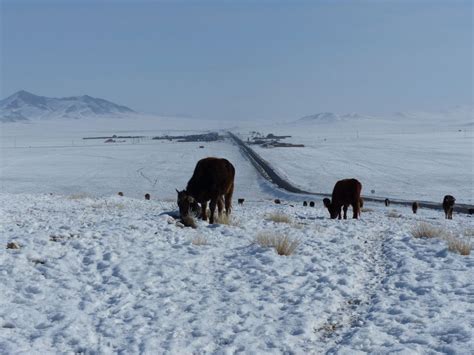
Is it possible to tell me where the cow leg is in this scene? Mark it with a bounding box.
[352,203,359,219]
[224,182,234,215]
[338,207,342,220]
[217,196,224,216]
[201,201,208,221]
[209,198,217,224]
[343,205,348,219]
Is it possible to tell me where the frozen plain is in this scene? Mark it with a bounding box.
[237,109,473,205]
[0,115,473,354]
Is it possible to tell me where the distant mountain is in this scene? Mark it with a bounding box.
[297,112,372,124]
[0,90,136,122]
[392,106,473,123]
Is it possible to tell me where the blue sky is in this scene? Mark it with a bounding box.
[1,0,472,120]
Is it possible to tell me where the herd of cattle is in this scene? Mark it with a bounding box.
[120,157,461,224]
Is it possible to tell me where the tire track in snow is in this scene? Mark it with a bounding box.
[136,167,159,188]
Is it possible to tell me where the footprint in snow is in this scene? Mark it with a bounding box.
[25,285,42,294]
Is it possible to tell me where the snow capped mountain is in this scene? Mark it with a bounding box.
[0,90,136,122]
[299,112,341,123]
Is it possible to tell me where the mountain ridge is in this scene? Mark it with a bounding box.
[0,90,136,122]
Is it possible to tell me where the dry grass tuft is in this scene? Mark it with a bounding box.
[411,223,471,256]
[361,208,374,213]
[446,237,471,256]
[181,215,197,229]
[214,213,239,226]
[463,228,474,237]
[191,235,208,246]
[265,212,292,224]
[315,322,343,335]
[254,232,275,248]
[49,233,79,242]
[254,232,300,256]
[411,222,443,239]
[274,236,300,256]
[6,242,20,249]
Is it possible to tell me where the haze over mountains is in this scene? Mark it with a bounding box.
[1,90,471,127]
[296,106,472,126]
[297,112,372,124]
[0,90,136,122]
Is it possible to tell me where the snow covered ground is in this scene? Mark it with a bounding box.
[1,115,473,353]
[0,118,267,200]
[237,111,473,204]
[1,193,472,353]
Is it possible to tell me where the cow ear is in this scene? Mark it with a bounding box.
[176,188,180,194]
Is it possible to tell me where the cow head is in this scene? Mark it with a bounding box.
[176,189,196,218]
[443,195,455,206]
[323,198,338,219]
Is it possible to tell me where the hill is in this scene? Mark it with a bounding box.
[0,90,135,122]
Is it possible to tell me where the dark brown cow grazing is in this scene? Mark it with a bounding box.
[412,201,419,214]
[238,198,245,205]
[118,192,124,197]
[274,199,281,204]
[323,178,362,219]
[384,198,390,207]
[469,208,474,215]
[442,195,455,219]
[145,193,151,200]
[309,201,315,207]
[177,157,235,224]
[303,201,308,207]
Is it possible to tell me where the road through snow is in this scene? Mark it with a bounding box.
[228,132,474,214]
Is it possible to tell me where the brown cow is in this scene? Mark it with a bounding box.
[274,199,281,204]
[145,193,151,200]
[238,198,245,205]
[384,198,390,207]
[303,201,308,207]
[323,178,362,219]
[442,195,455,219]
[118,192,124,197]
[412,201,419,214]
[177,157,235,224]
[309,201,315,207]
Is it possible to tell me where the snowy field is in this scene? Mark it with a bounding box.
[1,193,472,353]
[237,111,473,205]
[0,118,268,200]
[1,116,473,353]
